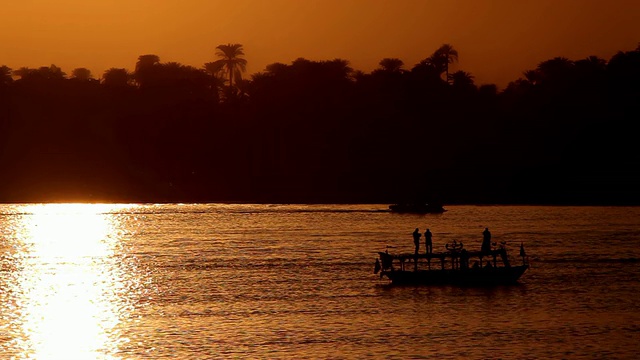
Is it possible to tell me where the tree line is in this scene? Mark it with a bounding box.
[0,43,639,204]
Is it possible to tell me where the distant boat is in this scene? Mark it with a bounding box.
[388,203,446,214]
[375,241,529,286]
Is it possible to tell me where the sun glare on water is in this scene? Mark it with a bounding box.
[6,203,135,359]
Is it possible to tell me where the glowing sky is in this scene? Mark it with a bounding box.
[1,0,639,87]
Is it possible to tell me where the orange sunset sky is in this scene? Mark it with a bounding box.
[1,0,639,87]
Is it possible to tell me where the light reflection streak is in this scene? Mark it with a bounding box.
[6,204,135,359]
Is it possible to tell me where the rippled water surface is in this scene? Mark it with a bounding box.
[1,204,639,359]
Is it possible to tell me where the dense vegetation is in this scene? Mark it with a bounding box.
[1,43,639,204]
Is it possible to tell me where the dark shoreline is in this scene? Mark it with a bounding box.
[2,45,639,207]
[1,199,638,206]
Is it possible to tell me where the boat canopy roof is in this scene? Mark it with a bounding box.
[379,248,508,261]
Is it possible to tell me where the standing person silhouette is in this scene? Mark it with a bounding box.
[481,227,492,253]
[412,228,421,255]
[424,228,433,254]
[412,228,421,271]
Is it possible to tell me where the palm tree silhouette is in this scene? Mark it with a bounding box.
[136,54,161,71]
[432,44,459,83]
[203,61,226,81]
[71,68,93,81]
[12,67,33,80]
[378,58,404,73]
[0,65,12,86]
[449,70,474,88]
[209,43,247,88]
[102,68,131,87]
[135,54,161,88]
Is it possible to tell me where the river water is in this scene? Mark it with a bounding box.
[0,204,639,359]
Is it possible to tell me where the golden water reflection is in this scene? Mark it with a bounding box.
[3,204,137,359]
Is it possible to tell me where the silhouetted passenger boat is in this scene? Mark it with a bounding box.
[375,241,528,286]
[388,203,446,213]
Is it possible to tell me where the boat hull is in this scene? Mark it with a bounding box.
[381,265,528,286]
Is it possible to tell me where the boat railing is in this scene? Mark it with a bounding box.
[378,241,526,273]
